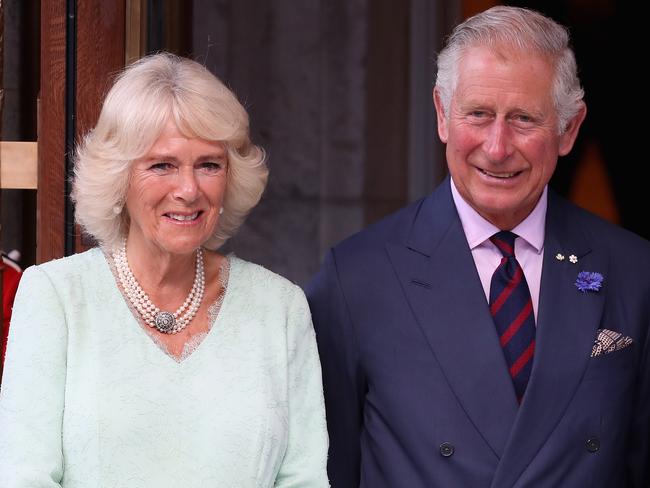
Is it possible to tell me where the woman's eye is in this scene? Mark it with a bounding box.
[149,162,175,172]
[199,161,225,173]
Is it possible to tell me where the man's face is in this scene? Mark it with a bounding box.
[434,45,584,229]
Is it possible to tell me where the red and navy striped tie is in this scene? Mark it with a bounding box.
[489,231,535,402]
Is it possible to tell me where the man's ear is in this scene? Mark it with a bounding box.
[559,102,587,156]
[433,87,449,143]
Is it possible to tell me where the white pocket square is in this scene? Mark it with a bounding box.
[591,328,633,358]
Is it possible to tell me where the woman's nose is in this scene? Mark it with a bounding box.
[172,168,199,203]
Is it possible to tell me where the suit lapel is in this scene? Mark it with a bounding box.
[491,194,607,487]
[386,180,518,458]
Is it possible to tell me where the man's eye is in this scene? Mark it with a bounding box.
[514,114,533,123]
[465,111,492,124]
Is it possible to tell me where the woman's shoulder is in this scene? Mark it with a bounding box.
[14,248,112,309]
[227,254,303,300]
[25,247,107,282]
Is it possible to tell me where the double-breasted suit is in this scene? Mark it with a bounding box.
[307,178,650,487]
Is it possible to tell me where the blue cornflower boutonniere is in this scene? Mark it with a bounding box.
[575,271,604,293]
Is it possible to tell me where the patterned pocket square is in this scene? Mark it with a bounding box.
[591,329,633,357]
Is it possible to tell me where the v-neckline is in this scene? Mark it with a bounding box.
[104,250,234,363]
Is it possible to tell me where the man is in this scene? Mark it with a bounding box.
[307,6,650,487]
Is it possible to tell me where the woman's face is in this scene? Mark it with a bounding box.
[125,121,228,256]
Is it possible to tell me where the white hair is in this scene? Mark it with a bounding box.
[72,52,268,251]
[435,6,584,133]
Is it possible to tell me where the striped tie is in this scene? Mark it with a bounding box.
[489,231,535,402]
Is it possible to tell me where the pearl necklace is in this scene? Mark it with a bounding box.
[113,240,205,334]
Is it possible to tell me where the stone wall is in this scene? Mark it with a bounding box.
[192,0,449,285]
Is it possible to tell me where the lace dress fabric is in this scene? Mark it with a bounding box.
[0,248,329,487]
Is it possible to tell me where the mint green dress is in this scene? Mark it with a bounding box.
[0,248,329,487]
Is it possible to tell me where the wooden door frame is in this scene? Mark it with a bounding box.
[38,0,126,263]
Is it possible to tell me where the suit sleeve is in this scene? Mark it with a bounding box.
[0,266,66,487]
[274,286,330,487]
[306,249,366,488]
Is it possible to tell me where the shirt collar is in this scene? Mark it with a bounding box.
[450,176,546,254]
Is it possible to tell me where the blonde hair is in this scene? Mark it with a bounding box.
[72,52,268,251]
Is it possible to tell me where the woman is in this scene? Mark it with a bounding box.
[0,53,329,487]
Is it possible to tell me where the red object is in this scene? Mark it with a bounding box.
[489,231,536,403]
[1,257,23,368]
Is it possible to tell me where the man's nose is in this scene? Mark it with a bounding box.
[484,119,512,162]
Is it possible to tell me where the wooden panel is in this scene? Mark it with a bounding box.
[163,1,192,57]
[125,0,145,64]
[75,0,126,252]
[38,0,67,263]
[39,0,126,261]
[0,141,38,189]
[76,1,126,137]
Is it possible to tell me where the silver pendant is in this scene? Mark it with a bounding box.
[154,311,176,333]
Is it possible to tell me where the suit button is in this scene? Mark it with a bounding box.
[585,437,600,453]
[439,442,455,457]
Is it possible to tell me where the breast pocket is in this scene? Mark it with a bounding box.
[581,343,636,383]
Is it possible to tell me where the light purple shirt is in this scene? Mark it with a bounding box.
[450,177,546,321]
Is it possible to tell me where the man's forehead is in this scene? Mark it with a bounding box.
[452,45,556,115]
[455,44,555,87]
[460,42,552,66]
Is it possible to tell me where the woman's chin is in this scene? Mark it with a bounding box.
[143,237,210,257]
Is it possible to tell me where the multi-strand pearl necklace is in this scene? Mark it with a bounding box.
[113,240,205,334]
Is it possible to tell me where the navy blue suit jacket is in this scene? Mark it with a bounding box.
[307,178,650,487]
